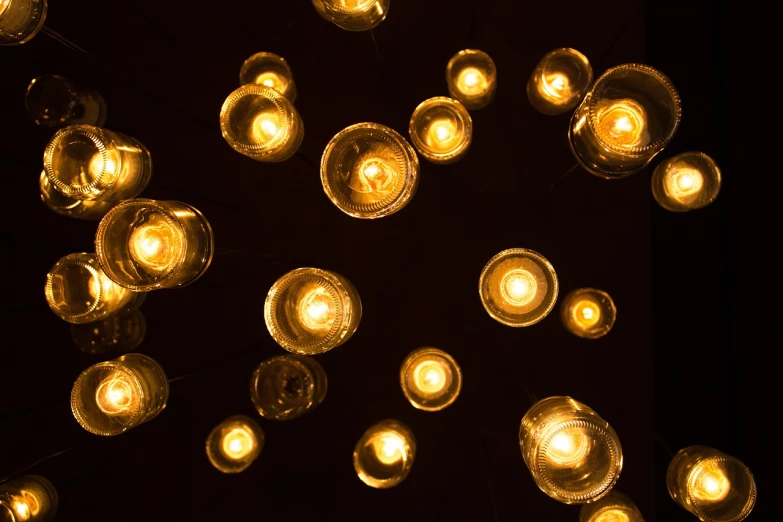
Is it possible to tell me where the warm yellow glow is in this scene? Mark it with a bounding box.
[572,299,601,329]
[412,360,447,395]
[18,491,40,517]
[500,269,538,306]
[668,168,704,202]
[596,99,649,148]
[338,0,374,11]
[691,463,731,502]
[221,427,256,460]
[251,111,280,143]
[594,510,632,522]
[372,432,406,465]
[12,500,31,521]
[547,428,591,467]
[297,286,336,331]
[540,72,572,103]
[356,159,395,193]
[457,67,488,96]
[129,215,182,274]
[424,118,458,152]
[255,72,284,92]
[95,373,136,415]
[87,152,117,182]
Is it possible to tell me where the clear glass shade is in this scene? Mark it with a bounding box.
[527,48,593,115]
[0,0,46,45]
[318,0,390,31]
[580,490,645,522]
[560,288,616,339]
[39,170,114,220]
[409,97,472,164]
[354,419,415,488]
[0,475,57,522]
[239,52,297,103]
[651,152,721,212]
[206,415,265,474]
[250,354,327,420]
[26,74,107,127]
[399,347,462,411]
[446,49,497,110]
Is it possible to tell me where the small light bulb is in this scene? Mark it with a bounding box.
[318,0,390,31]
[561,288,616,339]
[0,475,58,522]
[400,347,462,411]
[354,420,416,488]
[652,152,722,212]
[579,491,645,522]
[206,416,265,474]
[239,52,297,101]
[446,49,497,110]
[409,97,472,164]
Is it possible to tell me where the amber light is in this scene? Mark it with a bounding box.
[579,491,645,522]
[0,0,46,45]
[651,152,722,212]
[250,354,327,420]
[206,415,265,474]
[39,170,114,221]
[0,475,58,522]
[353,419,415,488]
[446,49,497,110]
[527,48,592,115]
[560,288,617,339]
[239,52,297,102]
[318,0,390,31]
[409,97,472,164]
[400,347,462,411]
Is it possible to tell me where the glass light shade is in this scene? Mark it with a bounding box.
[527,48,593,116]
[409,97,472,164]
[321,122,419,219]
[205,415,265,474]
[479,248,558,327]
[560,288,616,339]
[353,419,415,489]
[95,198,214,291]
[71,353,168,436]
[219,84,304,162]
[569,64,682,179]
[519,396,623,504]
[39,170,114,220]
[399,347,462,411]
[319,0,390,31]
[667,446,756,522]
[71,310,146,355]
[264,267,362,355]
[239,52,297,103]
[446,49,497,110]
[0,0,46,45]
[26,74,107,127]
[43,124,151,201]
[0,475,57,522]
[580,491,645,522]
[45,252,144,325]
[651,152,721,212]
[250,354,327,420]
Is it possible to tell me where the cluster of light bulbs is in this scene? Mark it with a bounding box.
[3,0,749,520]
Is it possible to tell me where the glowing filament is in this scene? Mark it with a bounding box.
[298,287,336,331]
[668,168,704,202]
[413,360,447,395]
[129,216,182,274]
[373,433,406,465]
[540,72,572,102]
[457,67,488,96]
[355,159,395,193]
[221,427,256,460]
[254,72,284,92]
[425,118,458,152]
[691,463,731,502]
[251,111,280,143]
[500,269,538,306]
[547,428,591,467]
[596,99,649,148]
[87,152,118,183]
[594,511,632,522]
[96,374,136,415]
[573,299,601,329]
[339,0,374,11]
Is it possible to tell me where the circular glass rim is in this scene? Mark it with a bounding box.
[249,354,318,417]
[219,84,290,153]
[399,347,463,411]
[44,125,112,197]
[408,96,472,162]
[537,47,593,104]
[45,253,104,321]
[687,455,757,522]
[71,362,144,435]
[560,287,616,339]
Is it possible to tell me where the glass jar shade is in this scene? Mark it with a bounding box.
[71,353,168,436]
[667,446,756,522]
[206,415,265,474]
[219,84,303,162]
[569,64,681,178]
[354,419,415,489]
[26,74,107,127]
[527,48,593,115]
[580,491,645,522]
[43,124,151,201]
[319,0,390,31]
[95,199,214,291]
[250,354,327,420]
[0,475,57,522]
[409,97,472,164]
[0,0,46,45]
[45,253,144,324]
[239,52,297,102]
[39,170,114,220]
[446,49,497,110]
[321,122,419,219]
[519,396,623,504]
[652,152,721,212]
[71,310,146,355]
[560,288,616,339]
[479,248,558,327]
[399,347,462,411]
[264,268,362,355]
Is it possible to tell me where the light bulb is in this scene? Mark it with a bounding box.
[206,415,265,474]
[667,445,756,522]
[560,288,617,339]
[519,396,623,504]
[400,347,462,411]
[45,252,144,325]
[446,49,497,110]
[0,0,46,45]
[579,491,645,522]
[0,475,57,522]
[239,52,297,102]
[265,268,362,354]
[569,64,681,178]
[220,84,304,162]
[43,124,151,201]
[95,198,214,291]
[250,354,327,420]
[318,0,390,31]
[70,309,146,355]
[409,97,472,164]
[39,170,114,220]
[25,74,107,127]
[321,122,419,218]
[71,354,168,436]
[652,152,722,212]
[527,48,593,115]
[353,419,415,488]
[479,248,558,327]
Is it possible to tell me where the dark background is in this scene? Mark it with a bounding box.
[0,1,767,521]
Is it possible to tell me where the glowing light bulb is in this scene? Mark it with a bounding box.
[319,0,390,31]
[238,52,297,101]
[447,50,497,110]
[0,476,57,522]
[501,269,538,306]
[579,491,645,522]
[206,415,265,473]
[297,287,336,331]
[221,427,255,460]
[95,374,136,415]
[354,420,416,488]
[128,216,182,275]
[409,97,472,164]
[373,434,405,465]
[252,111,279,143]
[250,354,328,420]
[457,67,486,95]
[691,462,731,503]
[652,152,721,211]
[546,428,591,468]
[528,48,593,115]
[0,0,47,45]
[13,499,31,519]
[400,347,462,411]
[561,288,617,339]
[415,362,446,393]
[595,99,649,148]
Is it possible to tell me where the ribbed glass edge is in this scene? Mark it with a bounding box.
[70,362,144,436]
[219,84,291,152]
[408,97,473,162]
[399,347,463,411]
[44,125,111,197]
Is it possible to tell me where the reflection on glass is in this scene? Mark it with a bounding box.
[264,268,361,354]
[39,170,114,220]
[409,97,472,164]
[71,309,146,355]
[319,0,390,31]
[26,74,107,127]
[446,49,497,110]
[71,353,168,436]
[0,0,46,45]
[652,152,722,212]
[519,396,623,504]
[354,419,415,488]
[239,52,297,103]
[400,347,462,411]
[580,490,645,522]
[95,198,214,291]
[250,354,327,420]
[0,475,57,522]
[206,415,265,474]
[527,48,592,115]
[560,288,616,339]
[667,445,756,522]
[321,122,419,218]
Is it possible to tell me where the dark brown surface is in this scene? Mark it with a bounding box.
[0,1,765,521]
